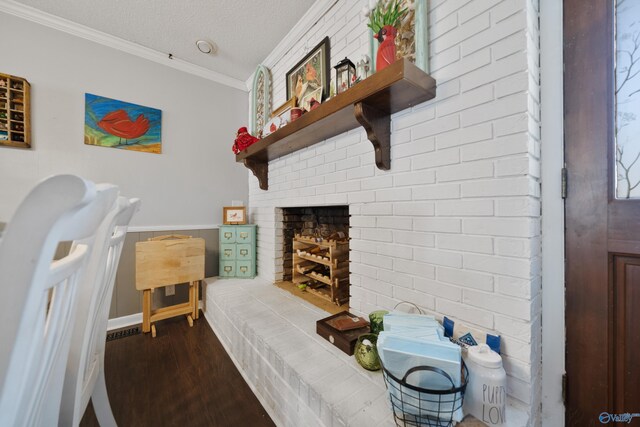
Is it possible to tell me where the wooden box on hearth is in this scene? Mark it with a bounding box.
[316,311,370,356]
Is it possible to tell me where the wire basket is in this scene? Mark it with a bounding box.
[381,360,469,427]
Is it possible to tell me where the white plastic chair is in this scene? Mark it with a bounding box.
[60,197,140,426]
[0,175,119,427]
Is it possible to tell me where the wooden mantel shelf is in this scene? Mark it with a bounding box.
[237,58,436,190]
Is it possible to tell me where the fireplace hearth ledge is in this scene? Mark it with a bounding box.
[204,277,393,426]
[203,277,529,427]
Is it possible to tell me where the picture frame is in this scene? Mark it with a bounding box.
[369,0,429,73]
[262,96,298,137]
[286,37,330,107]
[223,206,247,225]
[271,96,297,119]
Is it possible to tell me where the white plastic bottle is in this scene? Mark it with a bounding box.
[463,344,507,426]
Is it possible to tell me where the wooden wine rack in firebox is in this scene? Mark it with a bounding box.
[292,234,349,305]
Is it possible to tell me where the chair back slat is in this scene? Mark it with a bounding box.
[60,197,140,426]
[0,175,119,427]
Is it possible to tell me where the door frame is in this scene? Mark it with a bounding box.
[540,0,566,423]
[562,0,631,422]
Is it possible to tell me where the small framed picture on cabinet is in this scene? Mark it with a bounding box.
[223,206,247,225]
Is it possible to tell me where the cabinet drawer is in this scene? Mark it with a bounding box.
[236,229,253,244]
[237,244,252,260]
[220,244,236,260]
[220,261,235,277]
[220,227,236,243]
[236,260,254,278]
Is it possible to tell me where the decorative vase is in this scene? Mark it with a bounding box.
[375,25,398,72]
[369,310,389,335]
[354,333,381,371]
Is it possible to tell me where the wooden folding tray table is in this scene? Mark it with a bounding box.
[135,234,204,337]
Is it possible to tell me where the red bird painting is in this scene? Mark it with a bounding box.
[97,109,150,141]
[85,93,162,153]
[374,25,398,72]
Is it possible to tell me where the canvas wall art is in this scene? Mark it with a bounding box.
[84,93,162,154]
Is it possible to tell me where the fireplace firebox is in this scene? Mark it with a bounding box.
[280,206,350,306]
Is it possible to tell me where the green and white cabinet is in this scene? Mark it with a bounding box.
[219,225,257,278]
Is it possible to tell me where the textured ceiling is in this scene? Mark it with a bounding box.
[13,0,316,82]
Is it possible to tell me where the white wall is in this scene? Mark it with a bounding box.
[0,12,248,227]
[250,0,541,425]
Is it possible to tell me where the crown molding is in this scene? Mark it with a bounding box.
[0,0,248,91]
[244,0,338,90]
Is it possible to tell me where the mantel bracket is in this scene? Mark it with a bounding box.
[243,158,268,190]
[354,101,391,170]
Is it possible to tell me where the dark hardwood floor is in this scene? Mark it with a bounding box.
[80,313,275,427]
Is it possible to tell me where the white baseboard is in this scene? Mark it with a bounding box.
[107,301,204,331]
[107,313,142,331]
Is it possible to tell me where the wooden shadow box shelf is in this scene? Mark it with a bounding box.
[236,58,436,190]
[0,72,31,149]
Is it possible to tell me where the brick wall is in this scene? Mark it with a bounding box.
[249,0,541,424]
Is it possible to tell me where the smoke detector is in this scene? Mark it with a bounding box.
[196,40,217,55]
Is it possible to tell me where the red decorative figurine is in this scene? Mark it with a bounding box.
[232,127,259,154]
[374,25,398,72]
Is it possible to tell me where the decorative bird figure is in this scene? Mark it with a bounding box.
[374,25,398,72]
[232,127,259,154]
[98,109,150,144]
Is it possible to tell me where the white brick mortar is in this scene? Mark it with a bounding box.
[247,0,541,425]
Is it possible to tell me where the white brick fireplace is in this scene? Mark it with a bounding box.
[242,0,543,425]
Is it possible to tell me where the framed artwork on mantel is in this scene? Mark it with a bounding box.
[368,0,429,73]
[286,37,330,108]
[250,64,271,137]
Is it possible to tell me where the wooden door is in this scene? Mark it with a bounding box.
[564,0,640,425]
